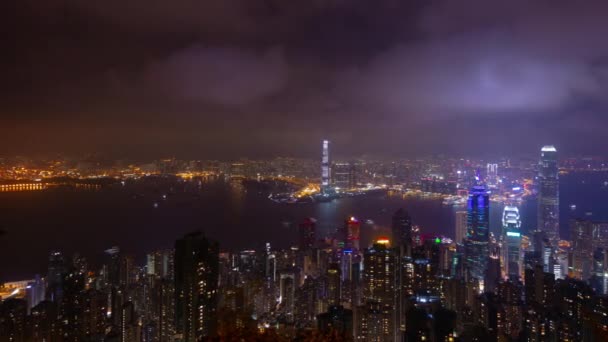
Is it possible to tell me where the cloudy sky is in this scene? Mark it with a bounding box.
[2,0,608,159]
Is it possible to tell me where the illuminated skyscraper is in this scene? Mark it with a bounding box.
[321,140,330,193]
[175,232,219,340]
[502,205,522,280]
[464,186,490,287]
[332,162,356,189]
[486,163,498,188]
[340,217,361,251]
[362,237,396,341]
[327,263,341,306]
[538,145,559,245]
[455,211,467,244]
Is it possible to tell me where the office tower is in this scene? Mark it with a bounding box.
[175,232,219,340]
[321,140,330,193]
[590,248,608,295]
[341,216,361,251]
[455,211,467,244]
[104,246,121,288]
[502,205,522,280]
[47,250,66,303]
[391,208,412,251]
[332,162,356,189]
[317,305,353,339]
[119,254,135,288]
[537,145,559,245]
[361,237,396,341]
[464,185,490,289]
[393,217,420,339]
[484,251,501,294]
[486,163,498,188]
[146,249,174,279]
[327,263,341,306]
[570,218,594,280]
[298,218,316,251]
[26,274,46,313]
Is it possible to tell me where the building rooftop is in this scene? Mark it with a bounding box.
[541,145,557,152]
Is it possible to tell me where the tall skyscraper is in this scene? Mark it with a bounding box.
[455,211,467,244]
[340,216,361,251]
[362,237,396,341]
[464,185,490,288]
[502,205,522,280]
[175,232,219,341]
[391,208,412,251]
[571,218,595,281]
[47,251,65,303]
[538,145,559,245]
[321,140,330,193]
[486,163,498,188]
[332,162,356,189]
[298,218,316,251]
[327,263,342,306]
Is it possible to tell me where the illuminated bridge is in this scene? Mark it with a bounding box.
[0,183,48,192]
[0,182,102,192]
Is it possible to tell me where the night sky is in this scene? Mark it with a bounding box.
[3,1,608,159]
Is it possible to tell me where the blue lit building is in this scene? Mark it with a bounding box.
[464,185,490,288]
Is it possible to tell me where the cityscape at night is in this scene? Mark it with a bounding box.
[3,1,608,341]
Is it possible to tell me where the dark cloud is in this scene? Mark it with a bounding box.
[1,1,608,158]
[140,46,288,106]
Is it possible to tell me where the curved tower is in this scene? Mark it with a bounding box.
[464,185,490,285]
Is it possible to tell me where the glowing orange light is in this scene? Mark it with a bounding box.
[376,237,390,245]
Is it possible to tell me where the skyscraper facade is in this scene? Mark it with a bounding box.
[298,218,316,251]
[362,238,396,341]
[486,163,498,188]
[464,186,490,287]
[341,217,361,251]
[455,211,467,244]
[332,162,356,189]
[538,145,559,245]
[391,208,412,251]
[321,140,330,192]
[175,232,219,341]
[502,205,522,280]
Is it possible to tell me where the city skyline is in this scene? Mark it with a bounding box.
[3,1,608,340]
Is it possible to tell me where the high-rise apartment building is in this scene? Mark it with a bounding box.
[175,232,219,340]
